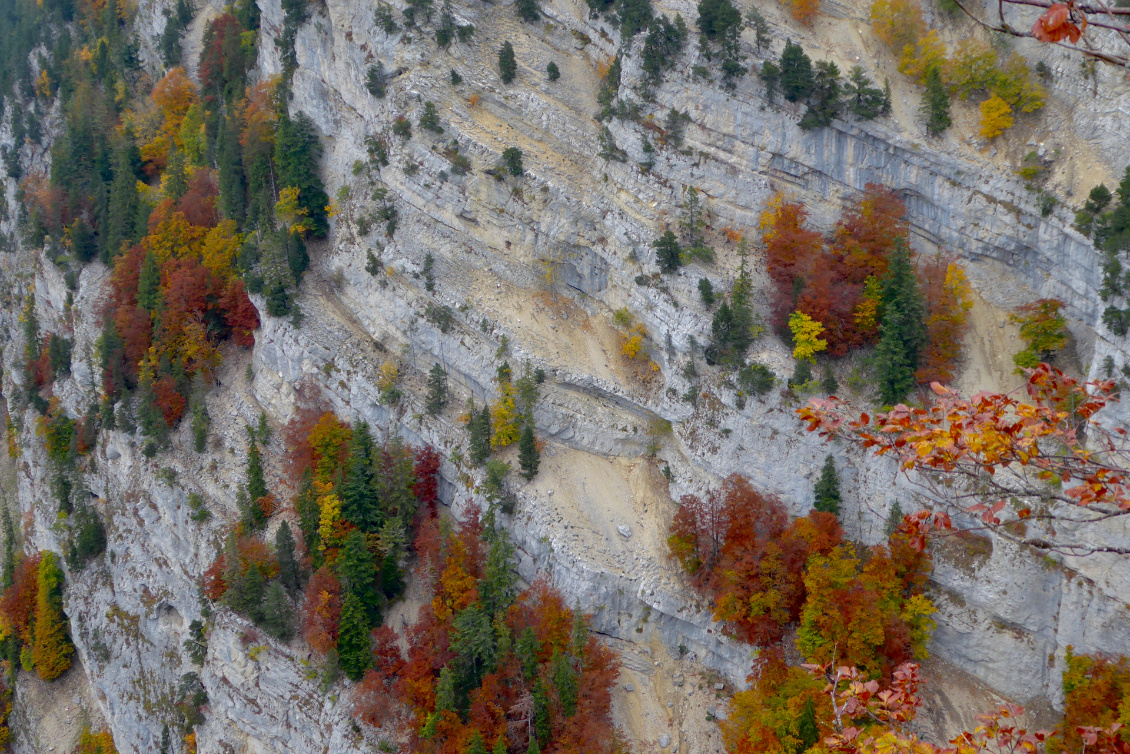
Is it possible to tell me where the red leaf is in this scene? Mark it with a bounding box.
[1031,4,1082,43]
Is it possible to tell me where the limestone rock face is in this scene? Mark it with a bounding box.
[2,0,1130,748]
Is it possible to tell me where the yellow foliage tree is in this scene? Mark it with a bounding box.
[871,0,924,54]
[276,186,311,236]
[35,69,52,100]
[74,727,117,753]
[979,94,1014,138]
[898,30,947,83]
[200,220,243,279]
[31,552,73,681]
[853,275,883,338]
[317,494,343,554]
[491,382,521,449]
[789,311,828,363]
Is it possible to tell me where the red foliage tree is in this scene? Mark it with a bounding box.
[413,446,442,508]
[830,184,908,285]
[154,374,187,426]
[219,280,259,348]
[0,553,43,644]
[177,169,220,228]
[302,566,343,657]
[668,475,843,644]
[202,553,227,600]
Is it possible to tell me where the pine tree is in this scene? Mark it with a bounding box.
[468,732,489,754]
[813,454,841,515]
[746,7,770,50]
[217,113,246,225]
[528,736,541,754]
[341,427,380,531]
[274,111,330,237]
[515,0,539,22]
[295,474,321,567]
[875,240,927,404]
[451,604,496,686]
[103,146,140,262]
[337,591,372,681]
[499,42,518,84]
[516,626,541,680]
[470,404,493,465]
[494,735,508,754]
[797,697,819,751]
[435,665,457,712]
[551,650,578,717]
[225,562,266,621]
[518,420,540,481]
[337,530,379,621]
[276,521,301,594]
[780,40,814,102]
[844,65,885,120]
[426,364,448,416]
[799,60,841,129]
[244,440,267,529]
[546,61,560,81]
[820,362,838,394]
[481,529,517,618]
[886,500,904,537]
[1,507,16,590]
[261,580,293,639]
[32,552,74,680]
[137,252,162,313]
[920,66,951,136]
[653,230,682,273]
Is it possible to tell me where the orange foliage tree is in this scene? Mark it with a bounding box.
[798,364,1130,555]
[668,474,843,644]
[32,551,74,680]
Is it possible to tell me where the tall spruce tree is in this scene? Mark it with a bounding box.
[274,110,329,237]
[518,420,540,481]
[875,240,927,404]
[337,530,380,621]
[799,60,841,129]
[499,42,517,84]
[276,521,301,594]
[216,113,246,225]
[780,40,814,102]
[337,591,372,680]
[469,403,492,465]
[341,426,380,531]
[653,230,682,273]
[813,454,841,515]
[426,364,448,416]
[137,252,162,313]
[261,580,293,639]
[921,66,951,135]
[102,146,140,262]
[844,65,886,120]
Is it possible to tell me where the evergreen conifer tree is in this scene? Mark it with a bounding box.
[516,626,541,680]
[337,591,372,681]
[217,113,246,225]
[797,697,819,751]
[480,532,517,618]
[337,530,379,621]
[780,40,814,102]
[341,427,379,531]
[921,66,952,135]
[274,111,330,237]
[103,146,140,262]
[468,732,489,754]
[276,521,301,594]
[551,650,578,717]
[137,252,162,313]
[426,364,448,416]
[887,500,904,537]
[844,65,885,120]
[518,420,540,481]
[547,61,560,81]
[528,736,541,754]
[820,362,838,394]
[875,240,927,404]
[470,404,493,465]
[813,454,841,515]
[494,735,508,754]
[653,230,682,273]
[515,0,539,22]
[499,42,517,84]
[295,474,321,567]
[261,580,293,639]
[799,60,841,129]
[435,665,457,712]
[225,562,266,622]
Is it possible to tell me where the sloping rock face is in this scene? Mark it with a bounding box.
[2,0,1130,749]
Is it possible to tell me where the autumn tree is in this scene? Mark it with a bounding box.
[1010,298,1068,369]
[798,364,1130,556]
[32,551,74,680]
[979,94,1014,139]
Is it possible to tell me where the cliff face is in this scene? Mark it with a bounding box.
[2,0,1130,749]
